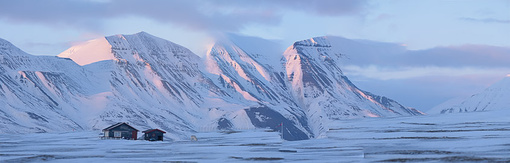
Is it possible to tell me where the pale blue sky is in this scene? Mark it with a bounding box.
[1,0,508,55]
[1,0,509,111]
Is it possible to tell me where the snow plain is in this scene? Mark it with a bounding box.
[1,109,509,162]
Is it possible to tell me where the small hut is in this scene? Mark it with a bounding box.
[102,122,139,140]
[142,129,166,141]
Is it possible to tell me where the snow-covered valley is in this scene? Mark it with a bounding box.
[1,32,509,162]
[1,109,509,162]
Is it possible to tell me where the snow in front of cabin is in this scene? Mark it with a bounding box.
[1,109,509,162]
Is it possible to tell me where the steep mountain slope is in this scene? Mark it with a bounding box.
[0,33,234,140]
[206,35,312,140]
[429,75,510,114]
[283,37,423,136]
[0,33,423,141]
[206,35,423,138]
[58,32,239,140]
[0,38,90,133]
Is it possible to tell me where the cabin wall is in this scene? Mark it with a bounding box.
[144,131,164,141]
[105,124,138,140]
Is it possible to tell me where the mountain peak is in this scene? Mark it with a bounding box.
[110,31,153,40]
[293,36,331,48]
[430,74,510,114]
[490,74,510,91]
[0,37,9,44]
[0,37,29,56]
[58,32,198,66]
[135,31,150,36]
[210,33,284,65]
[57,37,114,66]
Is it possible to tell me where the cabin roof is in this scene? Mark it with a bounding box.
[102,122,139,132]
[142,129,166,134]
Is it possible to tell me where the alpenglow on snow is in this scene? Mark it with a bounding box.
[0,32,423,140]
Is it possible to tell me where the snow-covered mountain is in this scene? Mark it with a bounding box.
[57,32,239,140]
[1,33,231,140]
[206,35,423,138]
[282,37,423,136]
[0,32,423,140]
[0,37,89,133]
[429,75,510,114]
[206,34,313,140]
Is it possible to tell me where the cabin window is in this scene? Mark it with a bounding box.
[114,131,122,137]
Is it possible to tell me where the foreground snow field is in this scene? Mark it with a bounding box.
[1,110,509,162]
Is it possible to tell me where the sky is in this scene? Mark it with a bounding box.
[0,0,509,111]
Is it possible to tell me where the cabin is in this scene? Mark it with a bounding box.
[143,129,166,141]
[102,122,139,140]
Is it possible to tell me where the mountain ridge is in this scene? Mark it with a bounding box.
[429,75,510,114]
[0,32,423,140]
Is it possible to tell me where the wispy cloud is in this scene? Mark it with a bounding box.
[460,17,510,24]
[0,0,368,33]
[338,40,510,68]
[332,37,510,81]
[343,65,510,80]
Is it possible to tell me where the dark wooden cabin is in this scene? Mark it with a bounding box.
[143,129,166,141]
[102,122,139,140]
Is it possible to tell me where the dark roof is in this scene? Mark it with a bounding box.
[142,129,166,134]
[102,122,139,132]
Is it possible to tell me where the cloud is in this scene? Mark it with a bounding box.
[330,36,510,110]
[335,38,510,68]
[374,14,394,22]
[343,65,510,80]
[211,0,368,16]
[273,0,368,16]
[0,0,368,33]
[400,45,510,68]
[331,37,510,81]
[0,0,107,30]
[0,0,278,32]
[460,17,510,24]
[349,72,505,111]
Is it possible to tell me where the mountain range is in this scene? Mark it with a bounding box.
[429,75,510,114]
[0,32,423,140]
